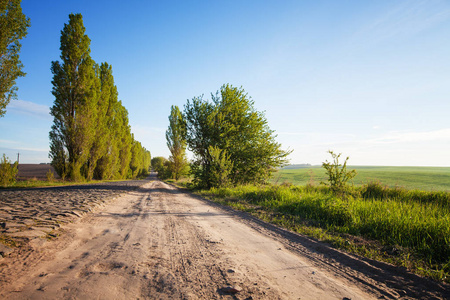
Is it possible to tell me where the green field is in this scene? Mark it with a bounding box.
[271,166,450,192]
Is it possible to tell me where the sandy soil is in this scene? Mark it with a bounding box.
[0,176,448,299]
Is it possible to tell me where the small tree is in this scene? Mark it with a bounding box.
[322,151,357,195]
[0,154,18,187]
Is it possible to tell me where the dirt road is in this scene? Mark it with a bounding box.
[0,177,448,299]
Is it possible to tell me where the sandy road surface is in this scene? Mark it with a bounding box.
[0,177,448,299]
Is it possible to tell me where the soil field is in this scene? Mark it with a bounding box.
[0,175,448,299]
[16,164,60,180]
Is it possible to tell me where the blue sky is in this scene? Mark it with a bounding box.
[1,0,449,166]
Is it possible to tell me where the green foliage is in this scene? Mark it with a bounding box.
[130,136,151,178]
[321,151,357,195]
[0,0,30,117]
[151,156,171,179]
[46,169,55,182]
[49,13,97,181]
[184,84,291,188]
[49,14,149,182]
[166,105,188,180]
[0,154,18,187]
[207,145,233,188]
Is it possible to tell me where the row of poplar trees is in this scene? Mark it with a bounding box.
[165,84,291,188]
[49,14,150,181]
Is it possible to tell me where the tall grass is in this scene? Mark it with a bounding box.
[200,183,450,281]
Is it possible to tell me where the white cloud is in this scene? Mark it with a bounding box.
[8,99,51,120]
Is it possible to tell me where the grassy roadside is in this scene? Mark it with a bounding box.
[187,183,450,283]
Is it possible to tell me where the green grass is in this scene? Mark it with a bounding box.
[272,166,450,192]
[197,183,450,283]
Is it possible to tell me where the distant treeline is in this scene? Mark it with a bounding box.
[49,14,150,181]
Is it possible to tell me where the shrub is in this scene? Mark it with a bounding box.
[321,151,357,195]
[46,169,55,182]
[0,154,18,187]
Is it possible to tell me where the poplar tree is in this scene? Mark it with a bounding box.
[87,62,111,180]
[130,135,142,178]
[95,63,119,179]
[49,13,98,180]
[0,0,30,117]
[130,138,150,178]
[166,105,188,180]
[116,102,132,179]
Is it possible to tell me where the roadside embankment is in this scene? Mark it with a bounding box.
[0,180,149,256]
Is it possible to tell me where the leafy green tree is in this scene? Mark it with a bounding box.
[116,102,132,179]
[87,62,111,180]
[0,0,30,117]
[94,63,120,180]
[321,150,357,195]
[151,156,170,179]
[48,13,149,182]
[0,153,18,186]
[49,13,98,181]
[184,84,291,188]
[130,136,150,179]
[141,148,151,177]
[151,156,165,171]
[166,105,188,180]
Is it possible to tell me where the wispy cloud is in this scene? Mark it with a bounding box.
[351,0,450,47]
[8,99,51,120]
[0,139,19,145]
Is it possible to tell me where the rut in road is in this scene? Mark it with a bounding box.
[0,179,412,299]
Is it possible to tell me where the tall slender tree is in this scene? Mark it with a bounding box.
[49,13,98,180]
[94,63,119,179]
[166,105,188,180]
[116,101,132,179]
[87,62,111,180]
[0,0,30,117]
